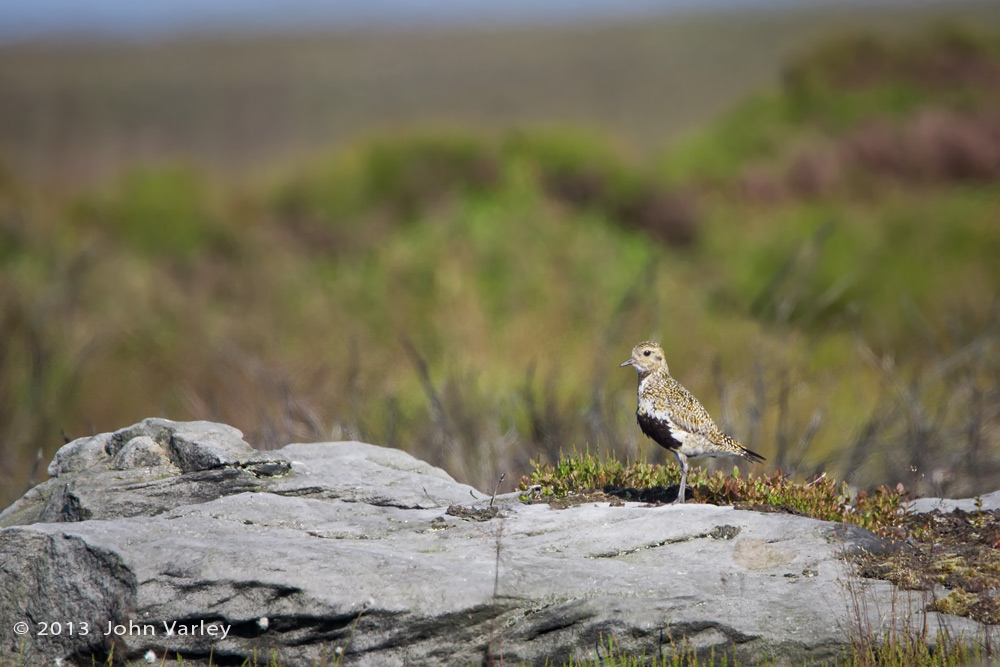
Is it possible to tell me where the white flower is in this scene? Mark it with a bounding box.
[143,650,157,663]
[257,617,269,631]
[334,646,343,656]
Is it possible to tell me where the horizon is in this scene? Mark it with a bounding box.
[0,0,957,43]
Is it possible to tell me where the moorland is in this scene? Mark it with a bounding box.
[1,2,999,514]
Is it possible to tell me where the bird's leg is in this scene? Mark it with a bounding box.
[673,452,688,504]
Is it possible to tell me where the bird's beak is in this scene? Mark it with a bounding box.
[619,358,635,368]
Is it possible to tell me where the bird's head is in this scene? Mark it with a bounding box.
[620,341,669,374]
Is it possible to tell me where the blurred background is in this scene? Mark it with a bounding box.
[1,0,999,510]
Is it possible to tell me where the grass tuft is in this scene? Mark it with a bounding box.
[520,449,909,535]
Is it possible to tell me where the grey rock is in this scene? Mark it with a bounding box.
[110,435,175,471]
[0,420,991,666]
[907,490,1000,514]
[2,418,291,526]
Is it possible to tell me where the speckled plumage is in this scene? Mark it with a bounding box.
[621,341,764,504]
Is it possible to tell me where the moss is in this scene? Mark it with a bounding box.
[929,590,980,617]
[854,509,1000,625]
[520,450,909,536]
[524,452,1000,629]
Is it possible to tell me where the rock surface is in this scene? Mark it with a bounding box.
[0,419,989,665]
[907,490,1000,514]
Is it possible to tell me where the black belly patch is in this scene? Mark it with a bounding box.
[637,411,682,452]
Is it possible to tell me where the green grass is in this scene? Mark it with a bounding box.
[521,448,909,535]
[5,626,985,665]
[553,634,756,666]
[560,632,986,667]
[72,165,234,258]
[1,22,1000,513]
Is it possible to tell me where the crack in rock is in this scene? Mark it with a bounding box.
[589,532,713,558]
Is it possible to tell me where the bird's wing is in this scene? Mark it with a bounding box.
[662,379,723,439]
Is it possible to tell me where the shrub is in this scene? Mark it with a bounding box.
[74,164,226,258]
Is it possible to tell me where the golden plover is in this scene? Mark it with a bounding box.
[620,341,764,504]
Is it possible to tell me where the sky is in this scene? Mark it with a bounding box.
[0,0,943,42]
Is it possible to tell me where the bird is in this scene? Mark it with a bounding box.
[620,341,764,504]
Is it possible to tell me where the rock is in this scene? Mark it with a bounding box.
[1,419,291,526]
[906,490,1000,514]
[0,419,990,665]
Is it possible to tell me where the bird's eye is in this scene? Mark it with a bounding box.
[643,350,651,356]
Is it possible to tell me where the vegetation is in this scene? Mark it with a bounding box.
[855,505,1000,626]
[4,11,1000,667]
[2,22,1000,513]
[6,3,1000,190]
[523,447,1000,661]
[521,449,908,535]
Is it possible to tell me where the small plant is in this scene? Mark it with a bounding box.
[520,449,910,536]
[840,571,991,667]
[557,632,749,667]
[844,626,982,667]
[523,451,1000,664]
[855,508,1000,626]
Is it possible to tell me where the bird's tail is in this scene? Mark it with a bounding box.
[724,434,766,464]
